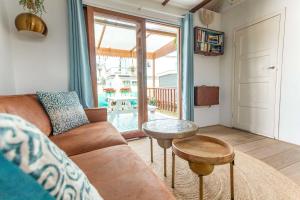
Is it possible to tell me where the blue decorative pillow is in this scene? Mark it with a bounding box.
[37,91,89,135]
[0,152,54,200]
[0,114,103,200]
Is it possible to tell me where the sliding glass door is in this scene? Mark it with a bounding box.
[85,7,147,134]
[85,6,182,138]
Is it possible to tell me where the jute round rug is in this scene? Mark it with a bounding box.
[129,138,300,200]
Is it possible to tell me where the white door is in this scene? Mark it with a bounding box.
[233,15,281,138]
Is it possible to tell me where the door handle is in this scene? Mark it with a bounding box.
[267,66,276,70]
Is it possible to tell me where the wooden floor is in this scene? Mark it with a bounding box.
[198,125,300,186]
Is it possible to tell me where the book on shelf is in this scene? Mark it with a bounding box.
[207,35,223,45]
[199,43,222,53]
[196,31,223,45]
[207,35,218,44]
[194,27,224,55]
[202,31,206,42]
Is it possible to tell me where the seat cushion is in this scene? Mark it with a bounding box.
[70,145,175,200]
[50,122,127,156]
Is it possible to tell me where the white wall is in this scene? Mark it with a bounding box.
[220,0,300,145]
[0,0,15,94]
[0,0,222,127]
[3,0,69,94]
[1,0,186,95]
[193,10,221,127]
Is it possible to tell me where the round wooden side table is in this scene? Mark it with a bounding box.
[142,119,198,178]
[172,135,235,200]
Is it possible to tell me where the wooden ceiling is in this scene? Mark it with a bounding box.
[96,20,177,60]
[97,39,176,60]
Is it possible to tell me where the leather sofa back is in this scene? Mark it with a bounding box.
[0,94,52,136]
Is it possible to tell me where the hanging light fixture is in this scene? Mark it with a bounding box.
[15,0,48,37]
[227,0,240,5]
[199,9,215,28]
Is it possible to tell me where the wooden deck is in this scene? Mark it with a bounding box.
[198,125,300,186]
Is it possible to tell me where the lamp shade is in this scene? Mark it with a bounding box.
[15,13,48,36]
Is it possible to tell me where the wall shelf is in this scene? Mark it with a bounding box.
[194,27,224,56]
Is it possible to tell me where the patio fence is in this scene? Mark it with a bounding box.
[147,87,177,112]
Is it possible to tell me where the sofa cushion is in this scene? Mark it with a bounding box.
[70,145,175,200]
[37,91,89,135]
[0,95,52,136]
[50,122,127,156]
[0,114,103,200]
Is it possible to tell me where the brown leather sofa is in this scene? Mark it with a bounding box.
[0,94,175,200]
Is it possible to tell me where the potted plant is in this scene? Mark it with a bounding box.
[103,88,116,96]
[15,0,48,36]
[19,0,46,16]
[120,87,131,95]
[148,97,157,113]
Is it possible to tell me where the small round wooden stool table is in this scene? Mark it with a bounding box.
[142,119,198,178]
[172,135,235,200]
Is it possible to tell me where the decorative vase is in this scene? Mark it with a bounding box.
[15,13,48,36]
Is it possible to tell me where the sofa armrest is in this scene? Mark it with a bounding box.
[84,108,107,122]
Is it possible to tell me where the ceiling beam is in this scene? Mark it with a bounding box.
[95,19,176,37]
[97,24,106,49]
[95,19,135,30]
[154,40,176,59]
[162,0,170,6]
[147,29,176,37]
[97,48,154,60]
[97,41,177,60]
[190,0,213,13]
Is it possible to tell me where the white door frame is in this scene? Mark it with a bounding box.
[231,9,286,139]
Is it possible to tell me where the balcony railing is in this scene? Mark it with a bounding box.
[147,87,177,113]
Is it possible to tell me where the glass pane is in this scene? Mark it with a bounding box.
[146,22,180,121]
[94,15,139,132]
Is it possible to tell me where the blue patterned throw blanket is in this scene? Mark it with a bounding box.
[0,114,103,200]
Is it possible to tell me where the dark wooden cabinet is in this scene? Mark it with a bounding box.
[194,86,219,106]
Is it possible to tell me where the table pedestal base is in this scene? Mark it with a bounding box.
[150,137,153,163]
[184,161,234,200]
[157,139,172,177]
[144,119,198,180]
[149,137,173,177]
[172,152,175,188]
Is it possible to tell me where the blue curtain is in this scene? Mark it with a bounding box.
[67,0,94,108]
[181,13,194,121]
